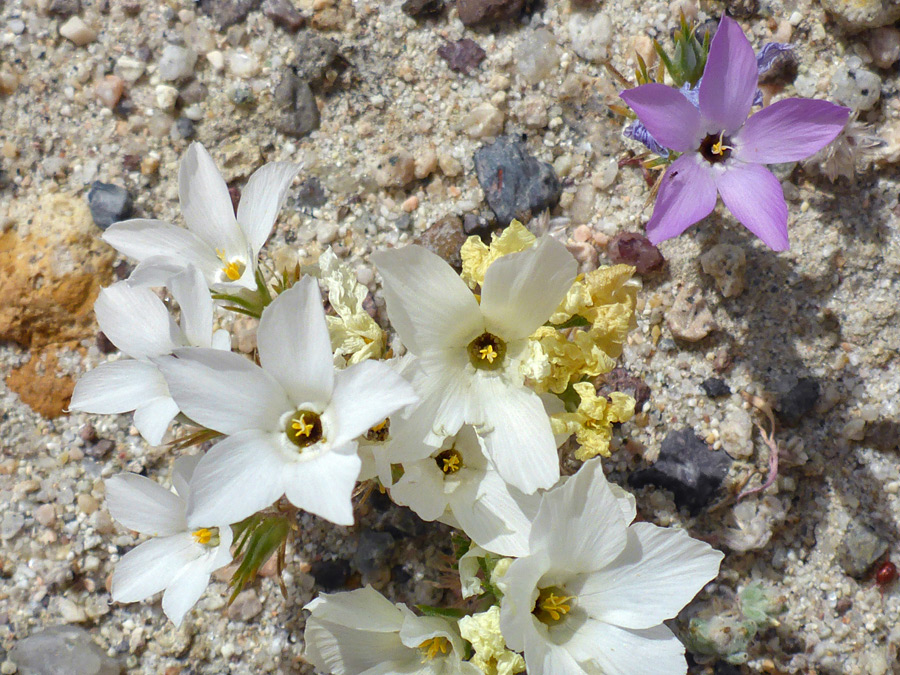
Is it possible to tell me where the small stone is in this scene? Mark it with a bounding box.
[606,232,664,274]
[462,214,494,238]
[1,513,24,540]
[9,625,120,675]
[437,38,486,75]
[374,149,416,189]
[728,0,759,17]
[291,32,346,92]
[569,184,596,225]
[228,84,254,106]
[838,519,889,578]
[9,18,25,34]
[310,558,351,590]
[59,17,96,46]
[596,367,651,410]
[757,48,798,87]
[353,528,395,584]
[1,660,16,674]
[157,45,197,82]
[87,183,133,230]
[666,285,717,342]
[226,590,263,621]
[49,0,81,17]
[77,494,99,515]
[114,56,145,84]
[401,196,419,212]
[775,376,820,426]
[474,135,561,226]
[58,597,88,624]
[821,0,900,30]
[869,26,900,68]
[414,147,438,180]
[94,76,124,109]
[842,417,867,441]
[514,29,559,85]
[35,504,56,527]
[866,420,900,451]
[701,378,731,398]
[316,221,338,245]
[262,0,305,31]
[274,73,320,138]
[457,0,524,26]
[227,50,259,78]
[700,244,746,298]
[720,408,753,460]
[402,0,443,17]
[87,438,115,459]
[569,11,612,63]
[516,95,549,128]
[414,216,467,269]
[438,152,463,177]
[463,102,505,139]
[197,0,262,29]
[297,177,327,208]
[591,157,619,190]
[207,50,225,71]
[832,61,881,111]
[629,429,732,513]
[174,117,195,139]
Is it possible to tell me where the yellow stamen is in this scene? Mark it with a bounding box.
[418,637,450,662]
[435,448,463,475]
[192,528,213,545]
[371,419,389,433]
[292,415,315,438]
[538,592,575,621]
[711,131,732,156]
[478,344,498,363]
[216,248,243,281]
[442,454,461,473]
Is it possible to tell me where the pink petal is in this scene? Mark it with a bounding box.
[699,16,759,134]
[619,84,702,152]
[737,98,851,164]
[645,153,718,244]
[716,162,789,251]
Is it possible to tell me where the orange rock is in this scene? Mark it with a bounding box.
[6,348,75,418]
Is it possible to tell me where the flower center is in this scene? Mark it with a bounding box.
[467,332,506,371]
[191,527,220,547]
[365,418,390,442]
[285,410,324,450]
[699,131,733,164]
[434,448,463,475]
[418,636,451,662]
[216,248,245,281]
[533,585,576,626]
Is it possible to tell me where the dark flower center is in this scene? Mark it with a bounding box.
[533,585,576,626]
[467,332,506,370]
[435,448,463,475]
[285,409,324,450]
[699,132,733,164]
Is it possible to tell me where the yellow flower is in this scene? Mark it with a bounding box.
[458,607,525,675]
[460,221,536,289]
[551,383,635,460]
[549,264,640,328]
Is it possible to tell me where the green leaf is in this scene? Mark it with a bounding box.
[416,605,466,619]
[550,314,590,329]
[228,514,292,603]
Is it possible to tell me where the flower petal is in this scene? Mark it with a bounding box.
[480,236,578,341]
[619,83,703,152]
[498,552,551,653]
[156,348,290,435]
[372,245,484,354]
[168,265,214,348]
[257,276,334,405]
[185,430,287,527]
[737,98,851,164]
[178,142,242,251]
[390,460,448,521]
[111,533,197,603]
[562,620,687,675]
[172,454,202,501]
[133,395,180,446]
[283,449,360,525]
[161,558,212,627]
[94,282,181,359]
[102,219,218,271]
[237,161,302,256]
[70,360,168,415]
[106,473,187,536]
[699,16,759,134]
[715,162,789,250]
[574,522,723,629]
[645,153,717,245]
[327,359,419,448]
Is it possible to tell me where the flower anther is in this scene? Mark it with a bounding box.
[365,418,390,442]
[435,448,463,475]
[418,636,451,662]
[467,332,506,371]
[533,586,575,626]
[285,410,324,450]
[191,527,220,547]
[700,131,733,164]
[215,248,245,282]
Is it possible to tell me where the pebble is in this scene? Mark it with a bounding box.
[77,494,99,515]
[87,182,133,230]
[842,417,868,441]
[832,60,881,111]
[309,558,351,590]
[837,519,889,578]
[0,660,16,674]
[720,408,754,460]
[700,244,747,298]
[227,590,263,622]
[569,184,596,225]
[473,135,561,226]
[59,17,96,46]
[701,378,731,398]
[262,0,305,31]
[9,626,120,675]
[437,151,463,177]
[597,367,651,410]
[414,216,467,269]
[197,0,262,29]
[462,214,494,238]
[569,11,612,63]
[757,48,798,88]
[402,0,444,17]
[296,177,327,208]
[462,102,505,139]
[666,285,718,341]
[207,50,225,71]
[457,0,525,26]
[401,196,419,212]
[157,45,197,82]
[94,76,124,109]
[49,0,81,16]
[629,429,732,514]
[591,157,619,190]
[869,26,900,68]
[820,0,900,30]
[414,146,438,179]
[227,50,259,78]
[58,597,88,624]
[316,221,338,245]
[9,19,25,35]
[606,232,665,274]
[292,32,345,92]
[514,29,559,85]
[775,375,820,426]
[437,38,486,75]
[114,56,145,84]
[1,513,24,540]
[274,73,320,138]
[374,149,417,189]
[34,504,56,527]
[517,95,549,128]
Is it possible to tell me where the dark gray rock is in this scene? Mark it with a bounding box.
[402,0,443,17]
[438,38,486,75]
[353,528,395,582]
[48,0,81,17]
[837,519,889,578]
[629,429,732,514]
[474,136,561,226]
[462,213,494,238]
[10,625,121,675]
[197,0,262,29]
[274,73,320,138]
[87,182,133,230]
[291,32,347,92]
[701,378,731,398]
[296,177,327,208]
[775,376,820,426]
[262,0,305,30]
[457,0,525,26]
[310,558,350,590]
[174,117,195,139]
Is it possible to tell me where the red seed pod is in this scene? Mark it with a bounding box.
[875,561,897,589]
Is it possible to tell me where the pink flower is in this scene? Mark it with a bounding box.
[620,16,850,251]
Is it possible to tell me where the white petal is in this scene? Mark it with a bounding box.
[304,618,418,675]
[70,360,168,415]
[257,277,334,405]
[283,448,360,525]
[102,219,218,270]
[178,142,242,251]
[389,461,447,521]
[304,586,404,630]
[161,558,212,627]
[237,161,302,255]
[575,522,723,629]
[470,375,559,494]
[106,473,187,536]
[211,329,231,351]
[498,553,551,653]
[563,621,687,675]
[125,256,195,288]
[172,454,202,500]
[111,533,197,603]
[156,348,290,435]
[372,245,484,355]
[168,265,214,348]
[95,282,181,359]
[185,430,287,528]
[480,236,577,341]
[133,395,179,446]
[328,359,419,448]
[531,458,627,572]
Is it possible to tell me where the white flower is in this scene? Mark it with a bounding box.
[372,237,577,494]
[498,459,724,675]
[103,142,300,291]
[69,266,229,445]
[155,276,418,527]
[303,586,480,675]
[383,425,538,557]
[106,455,233,627]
